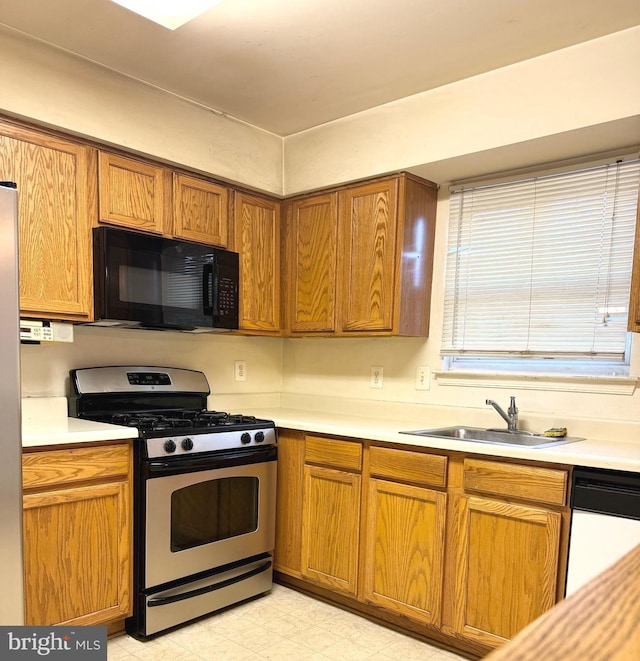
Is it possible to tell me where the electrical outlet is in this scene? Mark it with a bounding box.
[235,360,247,382]
[370,366,383,389]
[415,365,430,390]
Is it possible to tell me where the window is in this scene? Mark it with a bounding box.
[442,157,640,375]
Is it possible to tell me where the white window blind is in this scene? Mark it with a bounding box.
[442,159,640,366]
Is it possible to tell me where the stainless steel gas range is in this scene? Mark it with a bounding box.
[69,366,277,640]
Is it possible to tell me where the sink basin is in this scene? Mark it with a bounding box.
[400,426,584,448]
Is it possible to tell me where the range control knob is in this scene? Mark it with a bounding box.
[164,439,177,453]
[255,431,265,443]
[181,438,194,451]
[240,432,252,445]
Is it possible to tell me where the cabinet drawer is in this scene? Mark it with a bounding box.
[23,444,130,490]
[305,436,362,471]
[369,446,447,488]
[463,458,568,506]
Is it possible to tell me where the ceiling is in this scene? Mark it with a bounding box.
[0,0,638,137]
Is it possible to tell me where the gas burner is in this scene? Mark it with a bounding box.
[195,411,231,426]
[109,413,162,429]
[226,414,258,426]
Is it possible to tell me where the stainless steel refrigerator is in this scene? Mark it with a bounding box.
[0,182,25,624]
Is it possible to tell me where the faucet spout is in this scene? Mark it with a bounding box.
[486,396,519,432]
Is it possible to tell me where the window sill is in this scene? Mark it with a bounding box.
[433,370,638,395]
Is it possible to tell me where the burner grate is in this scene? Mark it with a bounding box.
[99,410,263,432]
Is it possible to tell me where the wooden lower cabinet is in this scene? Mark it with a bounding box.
[22,443,132,627]
[363,478,446,626]
[301,464,361,596]
[274,429,305,577]
[447,495,562,648]
[274,433,570,658]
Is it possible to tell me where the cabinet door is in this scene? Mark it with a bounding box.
[283,193,338,333]
[23,479,131,626]
[338,179,398,332]
[99,152,167,233]
[363,478,446,626]
[234,191,280,332]
[274,430,305,577]
[627,195,640,332]
[449,495,561,649]
[301,464,361,596]
[173,174,229,247]
[0,123,94,321]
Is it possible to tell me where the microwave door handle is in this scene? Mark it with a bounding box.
[202,263,214,315]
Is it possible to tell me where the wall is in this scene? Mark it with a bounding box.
[20,326,283,411]
[2,26,638,199]
[277,27,640,433]
[0,26,283,195]
[5,23,640,433]
[284,27,640,194]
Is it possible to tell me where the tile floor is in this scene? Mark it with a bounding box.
[107,584,470,660]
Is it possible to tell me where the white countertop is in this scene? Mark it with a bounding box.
[20,397,640,471]
[245,406,640,472]
[21,397,137,448]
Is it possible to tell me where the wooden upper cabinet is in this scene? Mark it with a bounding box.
[336,174,437,336]
[0,122,94,321]
[337,174,437,336]
[283,173,437,338]
[283,193,338,333]
[627,195,640,332]
[173,173,229,247]
[99,152,167,234]
[339,179,398,332]
[234,191,281,333]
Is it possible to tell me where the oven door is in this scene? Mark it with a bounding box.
[144,447,276,588]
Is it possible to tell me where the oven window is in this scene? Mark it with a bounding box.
[171,477,259,552]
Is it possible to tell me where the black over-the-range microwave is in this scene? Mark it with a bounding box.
[92,227,239,332]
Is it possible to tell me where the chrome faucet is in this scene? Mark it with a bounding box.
[486,396,519,432]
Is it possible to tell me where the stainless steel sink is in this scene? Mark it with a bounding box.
[400,426,584,448]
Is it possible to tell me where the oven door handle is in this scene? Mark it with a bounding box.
[147,445,277,475]
[147,560,272,608]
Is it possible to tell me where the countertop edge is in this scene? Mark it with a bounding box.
[22,418,138,448]
[249,407,640,472]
